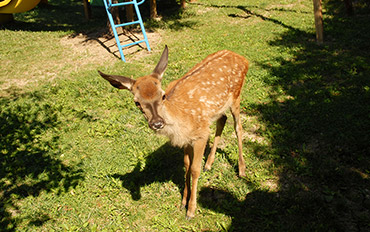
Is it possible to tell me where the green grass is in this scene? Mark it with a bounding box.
[1,0,370,231]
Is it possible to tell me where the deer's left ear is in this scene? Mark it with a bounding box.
[98,71,136,91]
[152,45,168,80]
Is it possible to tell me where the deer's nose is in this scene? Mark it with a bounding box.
[150,119,165,131]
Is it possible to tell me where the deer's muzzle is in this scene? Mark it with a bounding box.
[149,118,165,131]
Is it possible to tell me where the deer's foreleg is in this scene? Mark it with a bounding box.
[186,138,207,219]
[182,145,192,209]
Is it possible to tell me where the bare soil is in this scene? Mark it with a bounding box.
[60,28,162,63]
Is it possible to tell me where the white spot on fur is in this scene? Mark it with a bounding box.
[187,88,196,99]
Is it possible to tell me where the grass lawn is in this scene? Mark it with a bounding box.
[1,0,369,231]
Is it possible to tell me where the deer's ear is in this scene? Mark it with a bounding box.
[152,45,168,80]
[98,71,136,91]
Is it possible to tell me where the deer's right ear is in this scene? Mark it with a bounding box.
[152,45,168,80]
[98,71,135,91]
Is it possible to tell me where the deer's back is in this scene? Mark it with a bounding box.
[165,50,248,120]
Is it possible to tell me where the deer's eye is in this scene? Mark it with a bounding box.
[162,94,166,101]
[135,101,141,107]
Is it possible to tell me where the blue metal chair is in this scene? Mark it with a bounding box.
[103,0,151,62]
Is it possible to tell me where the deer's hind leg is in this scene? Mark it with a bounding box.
[231,97,246,177]
[204,115,227,172]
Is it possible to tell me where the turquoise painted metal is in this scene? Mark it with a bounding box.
[103,0,151,62]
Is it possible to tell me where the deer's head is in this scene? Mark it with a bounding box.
[98,46,169,131]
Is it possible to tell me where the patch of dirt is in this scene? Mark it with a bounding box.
[60,28,162,63]
[241,114,268,145]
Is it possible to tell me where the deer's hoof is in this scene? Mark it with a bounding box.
[186,210,195,220]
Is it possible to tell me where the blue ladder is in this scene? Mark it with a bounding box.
[103,0,151,62]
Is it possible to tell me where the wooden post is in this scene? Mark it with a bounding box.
[150,0,158,19]
[313,0,323,44]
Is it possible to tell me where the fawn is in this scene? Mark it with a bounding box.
[98,46,249,219]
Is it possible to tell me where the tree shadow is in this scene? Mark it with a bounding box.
[1,0,197,33]
[1,0,197,59]
[1,0,107,32]
[198,2,370,231]
[0,90,84,231]
[199,185,339,231]
[111,142,184,201]
[192,2,303,32]
[143,1,198,31]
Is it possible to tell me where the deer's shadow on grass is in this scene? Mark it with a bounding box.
[112,141,239,202]
[112,142,185,201]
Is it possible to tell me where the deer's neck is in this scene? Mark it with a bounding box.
[155,101,194,147]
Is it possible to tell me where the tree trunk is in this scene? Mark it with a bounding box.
[180,0,186,9]
[150,0,158,18]
[106,0,126,35]
[82,0,92,20]
[181,0,196,9]
[125,0,134,22]
[111,0,121,25]
[344,0,354,16]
